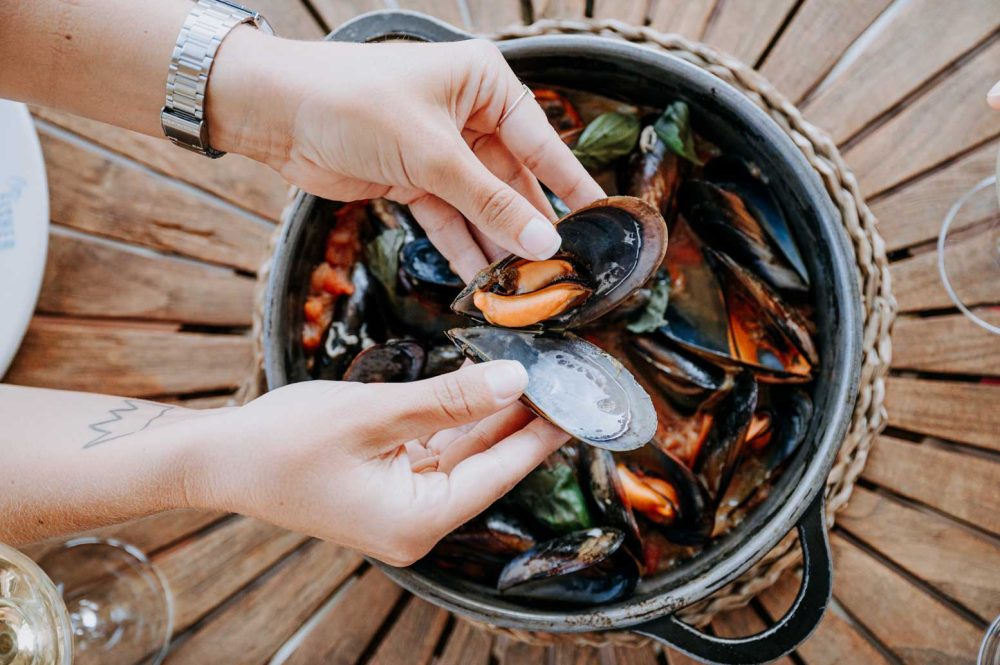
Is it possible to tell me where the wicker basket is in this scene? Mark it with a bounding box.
[239,18,896,647]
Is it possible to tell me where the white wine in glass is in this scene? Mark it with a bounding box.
[0,538,171,665]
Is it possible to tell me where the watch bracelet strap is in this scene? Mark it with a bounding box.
[162,0,272,158]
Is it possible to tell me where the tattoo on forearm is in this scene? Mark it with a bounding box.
[84,400,175,449]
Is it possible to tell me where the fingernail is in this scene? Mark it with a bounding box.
[518,218,562,259]
[989,81,1000,108]
[484,360,529,402]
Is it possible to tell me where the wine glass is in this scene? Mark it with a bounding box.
[0,538,171,665]
[935,142,1000,335]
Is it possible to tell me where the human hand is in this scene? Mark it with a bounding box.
[208,30,605,280]
[990,81,1000,110]
[185,361,569,566]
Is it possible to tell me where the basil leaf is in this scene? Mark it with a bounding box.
[653,101,704,166]
[627,271,671,334]
[511,464,593,533]
[572,112,640,170]
[363,227,406,302]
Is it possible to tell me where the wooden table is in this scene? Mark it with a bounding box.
[6,1,1000,663]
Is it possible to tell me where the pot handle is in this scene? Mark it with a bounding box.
[328,9,472,44]
[632,492,832,665]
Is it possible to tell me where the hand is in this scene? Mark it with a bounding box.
[209,30,605,280]
[185,361,569,566]
[990,81,1000,110]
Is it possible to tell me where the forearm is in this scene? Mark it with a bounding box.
[0,385,219,545]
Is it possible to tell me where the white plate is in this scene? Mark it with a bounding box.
[0,101,49,378]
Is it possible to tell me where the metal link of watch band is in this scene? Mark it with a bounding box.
[161,0,273,158]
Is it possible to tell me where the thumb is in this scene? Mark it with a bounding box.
[356,360,529,449]
[422,137,563,261]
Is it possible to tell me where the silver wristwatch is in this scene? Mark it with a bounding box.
[161,0,273,158]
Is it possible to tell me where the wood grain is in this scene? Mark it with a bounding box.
[4,318,252,397]
[759,0,893,102]
[803,0,1000,144]
[603,643,659,665]
[437,619,493,665]
[885,378,1000,452]
[551,644,602,665]
[892,311,1000,376]
[165,542,361,664]
[665,649,705,665]
[467,0,524,32]
[532,0,588,19]
[497,636,548,664]
[592,0,650,24]
[891,238,999,312]
[862,435,1000,535]
[712,606,795,664]
[252,0,326,38]
[700,0,799,65]
[38,128,271,273]
[155,518,307,631]
[38,230,255,326]
[369,596,451,665]
[33,109,287,222]
[870,140,999,253]
[283,567,405,665]
[396,0,468,28]
[843,36,1000,197]
[647,0,715,38]
[308,0,387,31]
[838,486,1000,622]
[757,572,893,665]
[830,533,983,664]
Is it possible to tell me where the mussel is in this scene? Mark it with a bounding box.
[431,509,538,583]
[692,369,758,500]
[342,339,426,383]
[624,124,688,223]
[580,446,642,556]
[534,88,585,145]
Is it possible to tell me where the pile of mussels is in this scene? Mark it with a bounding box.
[299,87,818,607]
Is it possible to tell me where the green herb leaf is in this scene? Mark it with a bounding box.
[626,271,671,334]
[363,227,406,302]
[511,463,593,533]
[571,112,640,170]
[653,101,704,166]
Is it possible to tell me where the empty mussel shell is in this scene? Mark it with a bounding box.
[342,339,426,383]
[447,327,657,451]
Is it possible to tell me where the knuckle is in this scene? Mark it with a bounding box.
[433,375,476,423]
[521,139,555,174]
[476,186,521,234]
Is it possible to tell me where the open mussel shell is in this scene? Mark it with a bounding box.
[692,369,758,501]
[626,333,728,411]
[451,196,668,331]
[431,509,538,583]
[341,339,426,383]
[447,327,657,451]
[400,238,462,289]
[580,446,642,556]
[497,527,638,605]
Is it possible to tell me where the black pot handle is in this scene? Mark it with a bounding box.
[328,9,471,44]
[632,492,832,665]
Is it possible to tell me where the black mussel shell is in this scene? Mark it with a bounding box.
[400,238,462,289]
[694,369,758,500]
[622,124,688,224]
[342,339,426,383]
[314,264,379,381]
[447,327,657,451]
[627,333,728,411]
[497,527,638,605]
[423,343,466,378]
[431,509,538,582]
[762,389,813,470]
[703,155,809,287]
[580,446,642,557]
[679,179,807,294]
[451,196,668,331]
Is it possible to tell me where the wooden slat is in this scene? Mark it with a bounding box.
[551,644,602,665]
[369,597,451,665]
[396,0,468,28]
[803,0,1000,144]
[862,435,1000,535]
[38,230,255,327]
[592,0,649,24]
[309,0,386,31]
[38,128,271,273]
[712,606,795,665]
[165,541,361,664]
[467,0,523,32]
[759,0,892,102]
[700,0,799,65]
[437,619,493,665]
[284,567,405,665]
[758,572,893,665]
[4,318,252,397]
[532,0,587,19]
[892,311,1000,376]
[885,378,1000,452]
[33,109,287,222]
[891,241,998,313]
[603,643,659,665]
[666,650,705,665]
[871,140,999,253]
[843,37,1000,197]
[830,533,983,664]
[497,636,548,664]
[838,486,1000,622]
[647,0,715,39]
[251,0,326,38]
[154,517,307,632]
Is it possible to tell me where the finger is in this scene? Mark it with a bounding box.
[438,418,570,529]
[496,83,605,210]
[989,81,1000,110]
[407,194,489,282]
[468,221,507,264]
[420,134,564,261]
[355,360,528,450]
[467,131,556,222]
[434,402,533,473]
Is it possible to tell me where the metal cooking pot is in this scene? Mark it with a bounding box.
[262,10,862,664]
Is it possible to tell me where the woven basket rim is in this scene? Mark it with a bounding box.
[238,17,896,647]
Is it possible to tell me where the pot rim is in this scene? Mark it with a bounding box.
[264,34,862,632]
